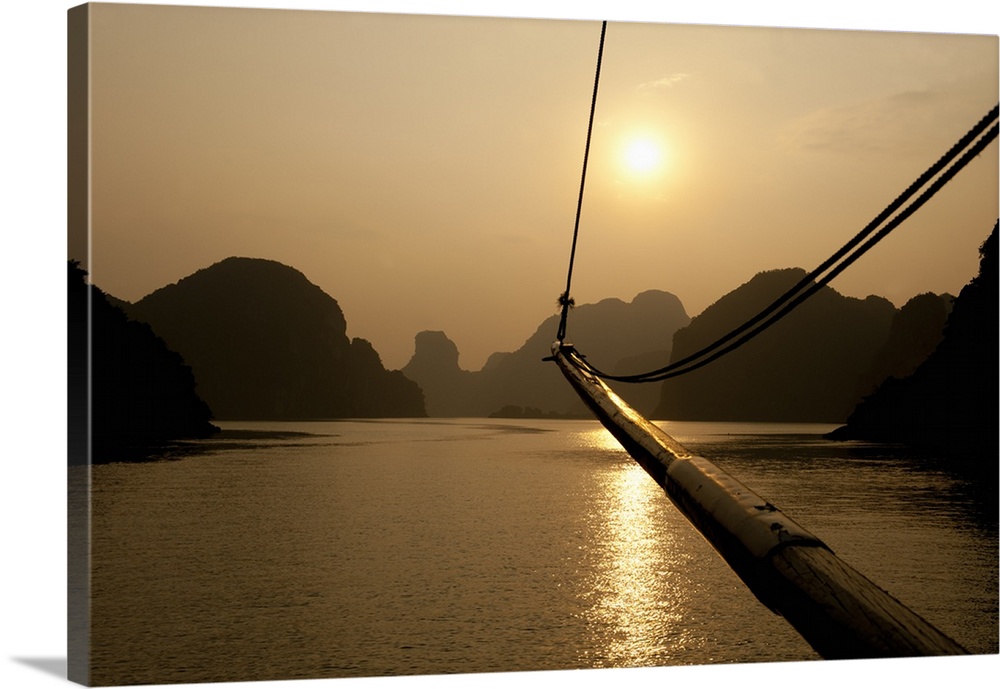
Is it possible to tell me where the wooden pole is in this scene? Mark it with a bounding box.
[550,342,967,659]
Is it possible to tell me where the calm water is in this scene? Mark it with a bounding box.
[81,419,998,685]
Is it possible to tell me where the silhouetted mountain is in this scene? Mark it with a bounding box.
[69,261,218,463]
[399,331,478,416]
[830,223,998,460]
[852,291,953,401]
[403,290,690,417]
[126,257,425,419]
[653,269,897,422]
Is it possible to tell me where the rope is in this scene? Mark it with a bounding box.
[567,103,999,383]
[557,20,607,342]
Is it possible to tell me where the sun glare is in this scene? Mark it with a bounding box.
[623,138,663,175]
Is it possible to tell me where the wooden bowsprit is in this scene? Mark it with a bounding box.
[549,341,968,660]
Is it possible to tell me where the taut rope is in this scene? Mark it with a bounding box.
[557,20,607,343]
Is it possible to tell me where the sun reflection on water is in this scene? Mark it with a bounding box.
[574,427,704,667]
[576,426,622,452]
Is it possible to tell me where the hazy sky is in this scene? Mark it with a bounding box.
[81,2,998,371]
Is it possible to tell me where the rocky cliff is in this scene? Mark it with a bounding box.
[830,223,997,459]
[126,257,426,419]
[70,261,218,462]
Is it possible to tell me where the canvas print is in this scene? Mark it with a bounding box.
[67,2,998,687]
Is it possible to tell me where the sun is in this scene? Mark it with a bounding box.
[621,137,664,176]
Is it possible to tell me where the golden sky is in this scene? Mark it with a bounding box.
[81,2,998,370]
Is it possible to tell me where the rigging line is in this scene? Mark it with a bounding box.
[557,20,608,343]
[576,118,999,384]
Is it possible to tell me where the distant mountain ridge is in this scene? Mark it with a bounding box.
[104,250,979,429]
[125,257,426,419]
[654,268,904,422]
[402,273,962,423]
[403,290,690,417]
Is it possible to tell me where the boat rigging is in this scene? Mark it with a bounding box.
[549,19,998,660]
